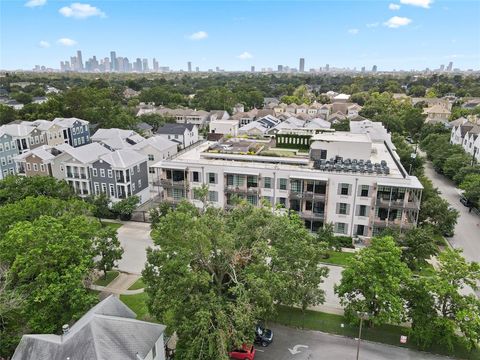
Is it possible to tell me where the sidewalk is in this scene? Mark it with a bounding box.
[90,272,144,298]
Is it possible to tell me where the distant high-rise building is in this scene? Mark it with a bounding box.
[277,65,283,72]
[152,58,159,72]
[361,66,365,73]
[195,66,199,72]
[188,61,192,72]
[325,64,330,72]
[117,57,124,72]
[135,58,142,72]
[299,58,305,73]
[215,66,220,72]
[372,65,378,72]
[77,50,83,70]
[103,57,110,72]
[440,64,445,72]
[251,66,255,72]
[142,58,149,72]
[110,51,117,71]
[447,62,453,72]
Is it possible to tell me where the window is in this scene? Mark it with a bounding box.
[10,141,15,149]
[148,154,154,161]
[73,138,77,147]
[149,167,155,174]
[7,156,12,164]
[263,177,272,189]
[94,182,100,195]
[247,195,258,205]
[92,168,98,177]
[26,162,31,170]
[337,203,349,215]
[40,164,45,172]
[335,222,348,235]
[72,127,76,135]
[33,163,38,171]
[4,142,9,151]
[208,172,217,184]
[132,182,136,191]
[360,185,369,197]
[355,224,366,236]
[109,184,115,196]
[339,183,350,196]
[358,205,367,217]
[0,143,3,152]
[291,179,302,192]
[277,197,287,207]
[108,169,113,178]
[192,171,200,182]
[101,183,107,193]
[136,165,140,173]
[208,191,218,202]
[34,136,39,144]
[278,178,288,190]
[100,169,105,177]
[1,157,6,166]
[138,179,142,188]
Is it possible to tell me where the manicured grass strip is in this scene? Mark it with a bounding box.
[320,251,355,267]
[128,277,145,290]
[271,305,479,360]
[102,222,123,231]
[94,270,119,286]
[120,293,158,323]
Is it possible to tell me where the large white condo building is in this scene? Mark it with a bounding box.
[153,130,422,239]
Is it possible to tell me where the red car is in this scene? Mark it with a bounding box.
[229,344,256,360]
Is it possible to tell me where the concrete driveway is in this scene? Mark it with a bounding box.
[255,324,448,360]
[116,221,154,275]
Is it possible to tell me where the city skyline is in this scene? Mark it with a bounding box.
[1,1,479,71]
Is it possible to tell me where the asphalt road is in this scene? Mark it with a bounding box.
[423,161,480,263]
[255,324,448,360]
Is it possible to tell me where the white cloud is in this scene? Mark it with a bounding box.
[389,3,401,10]
[400,0,433,8]
[188,31,208,40]
[384,16,412,28]
[25,0,46,7]
[59,3,105,19]
[366,22,379,28]
[237,51,253,60]
[57,38,77,46]
[39,40,50,48]
[348,28,359,35]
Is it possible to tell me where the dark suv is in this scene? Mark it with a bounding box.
[254,324,273,347]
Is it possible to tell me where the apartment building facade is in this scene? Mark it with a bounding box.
[154,133,422,238]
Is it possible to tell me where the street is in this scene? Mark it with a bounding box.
[423,161,480,263]
[255,324,447,360]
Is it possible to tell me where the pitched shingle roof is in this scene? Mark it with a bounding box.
[12,296,166,360]
[156,123,196,135]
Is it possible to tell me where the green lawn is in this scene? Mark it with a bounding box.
[94,270,119,286]
[272,305,479,360]
[102,222,123,231]
[319,251,355,267]
[128,277,145,290]
[120,293,158,323]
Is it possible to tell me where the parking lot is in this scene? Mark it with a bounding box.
[254,324,446,360]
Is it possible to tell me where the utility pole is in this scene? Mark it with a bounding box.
[356,312,370,360]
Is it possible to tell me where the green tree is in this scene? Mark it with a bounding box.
[112,196,140,220]
[402,107,425,138]
[87,192,115,221]
[335,236,411,326]
[460,174,480,208]
[418,196,459,236]
[0,215,99,334]
[94,227,124,279]
[143,202,328,359]
[407,250,480,350]
[398,226,438,270]
[0,175,75,205]
[0,104,17,125]
[332,119,350,131]
[443,153,472,180]
[12,92,33,104]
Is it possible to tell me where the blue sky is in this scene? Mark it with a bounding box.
[1,0,479,71]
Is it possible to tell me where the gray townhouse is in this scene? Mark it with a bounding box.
[52,117,91,148]
[91,149,150,204]
[0,130,18,179]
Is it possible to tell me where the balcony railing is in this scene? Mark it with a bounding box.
[373,218,415,229]
[161,179,187,188]
[67,172,87,179]
[300,211,325,219]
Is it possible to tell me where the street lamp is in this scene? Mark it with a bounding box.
[356,311,370,360]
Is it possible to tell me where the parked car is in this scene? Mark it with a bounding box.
[229,344,256,360]
[254,324,274,347]
[460,196,471,207]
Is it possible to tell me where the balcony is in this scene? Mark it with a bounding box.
[373,218,415,229]
[116,175,130,183]
[300,211,325,220]
[67,172,87,179]
[160,179,187,188]
[224,185,247,193]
